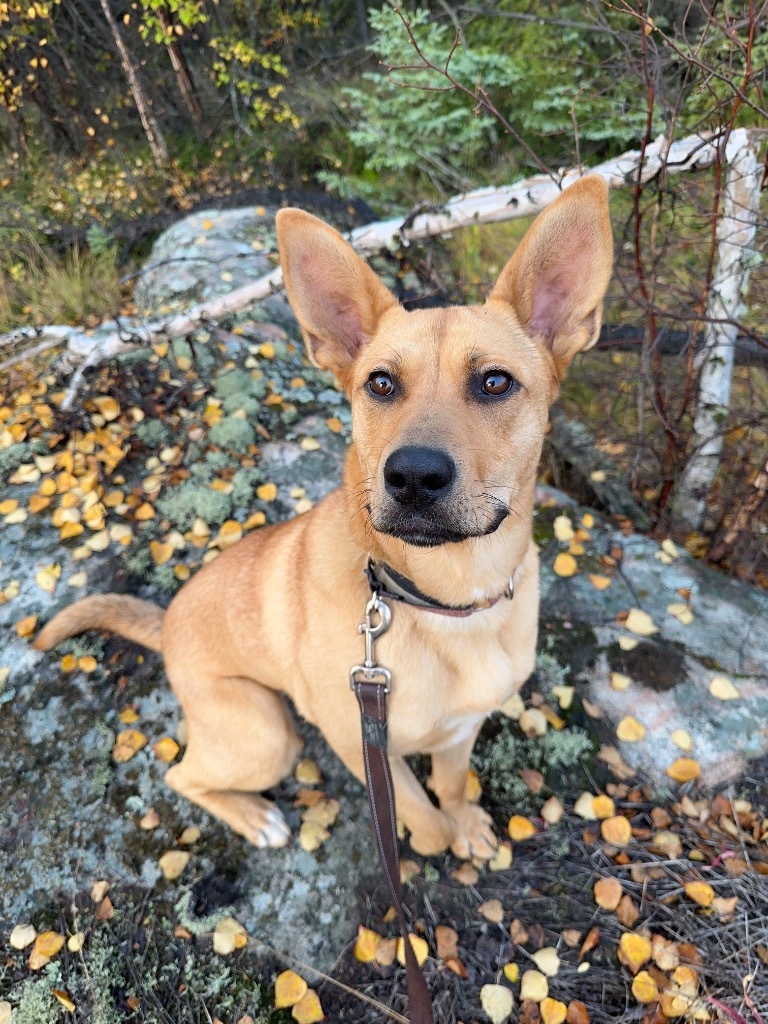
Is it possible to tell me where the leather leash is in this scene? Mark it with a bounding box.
[350,593,434,1024]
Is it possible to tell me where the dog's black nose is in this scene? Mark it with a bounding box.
[383,446,456,507]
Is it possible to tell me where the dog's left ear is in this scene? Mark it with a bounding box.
[488,175,613,378]
[276,208,398,379]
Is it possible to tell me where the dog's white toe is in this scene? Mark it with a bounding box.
[257,806,291,848]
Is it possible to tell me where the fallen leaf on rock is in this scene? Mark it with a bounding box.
[178,826,201,845]
[541,998,567,1024]
[610,672,631,691]
[541,796,564,825]
[153,737,180,763]
[292,989,324,1023]
[520,969,548,1002]
[624,609,658,636]
[531,947,560,977]
[435,925,459,960]
[618,932,652,974]
[150,540,174,566]
[671,730,693,752]
[16,614,38,638]
[616,716,646,742]
[274,970,307,1008]
[553,553,578,578]
[553,515,574,542]
[684,881,714,907]
[10,923,37,949]
[257,482,278,502]
[140,808,161,830]
[36,563,61,593]
[489,843,513,871]
[302,798,340,829]
[590,470,606,482]
[574,793,596,820]
[34,931,65,958]
[594,877,622,910]
[119,706,140,724]
[667,758,701,783]
[631,970,659,1003]
[592,795,615,819]
[601,816,631,846]
[508,815,537,841]
[91,880,109,902]
[667,602,694,625]
[481,983,514,1024]
[479,898,505,924]
[709,675,739,700]
[113,729,148,763]
[212,917,247,955]
[662,538,680,558]
[300,437,320,452]
[299,821,329,852]
[52,990,76,1012]
[588,574,611,591]
[618,636,638,652]
[396,933,428,967]
[295,759,321,785]
[158,850,190,880]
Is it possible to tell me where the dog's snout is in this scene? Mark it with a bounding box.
[383,446,456,507]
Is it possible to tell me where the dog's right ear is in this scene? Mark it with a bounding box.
[276,209,398,378]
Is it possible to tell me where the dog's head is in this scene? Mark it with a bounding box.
[276,178,612,559]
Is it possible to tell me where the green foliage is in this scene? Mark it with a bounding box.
[13,962,63,1024]
[208,416,257,453]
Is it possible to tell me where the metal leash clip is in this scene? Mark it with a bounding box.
[349,593,392,693]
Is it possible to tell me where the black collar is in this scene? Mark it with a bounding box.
[365,558,515,618]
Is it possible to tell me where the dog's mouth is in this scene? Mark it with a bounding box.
[369,503,509,548]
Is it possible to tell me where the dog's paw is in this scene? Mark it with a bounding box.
[408,814,455,857]
[252,805,291,848]
[448,804,497,861]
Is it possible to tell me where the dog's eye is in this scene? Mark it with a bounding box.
[481,371,514,396]
[367,371,396,398]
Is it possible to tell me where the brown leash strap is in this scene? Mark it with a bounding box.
[354,680,434,1024]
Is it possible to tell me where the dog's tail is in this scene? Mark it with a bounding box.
[33,594,165,654]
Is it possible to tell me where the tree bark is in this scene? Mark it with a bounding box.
[97,0,169,167]
[155,6,206,136]
[675,131,763,530]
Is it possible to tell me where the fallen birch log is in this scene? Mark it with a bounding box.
[0,128,755,410]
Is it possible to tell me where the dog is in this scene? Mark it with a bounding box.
[34,176,612,862]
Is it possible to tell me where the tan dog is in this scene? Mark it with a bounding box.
[34,177,612,861]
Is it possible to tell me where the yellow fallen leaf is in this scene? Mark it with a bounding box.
[257,482,278,502]
[480,983,514,1024]
[503,963,519,983]
[616,716,646,742]
[624,609,658,636]
[10,923,37,949]
[610,672,631,691]
[153,737,180,763]
[275,970,307,1008]
[619,636,638,651]
[91,395,120,421]
[34,931,65,958]
[684,881,714,907]
[489,843,513,872]
[213,916,247,954]
[661,538,680,558]
[150,540,174,566]
[211,520,243,550]
[541,998,567,1024]
[553,515,574,542]
[508,815,536,841]
[601,816,631,846]
[292,989,324,1024]
[464,768,482,803]
[582,513,595,527]
[178,826,201,845]
[52,990,76,1012]
[531,947,560,977]
[67,932,85,952]
[119,707,140,724]
[594,877,622,910]
[28,494,51,514]
[573,792,596,819]
[0,498,18,515]
[553,552,578,578]
[631,970,659,1003]
[294,498,313,515]
[479,898,504,924]
[134,502,155,520]
[667,602,694,625]
[295,759,321,785]
[259,342,276,359]
[671,729,692,751]
[520,969,548,1002]
[61,654,78,673]
[659,991,692,1017]
[709,674,739,700]
[551,685,574,709]
[396,933,429,967]
[326,417,343,433]
[354,925,381,962]
[667,758,701,783]
[78,656,97,673]
[112,729,148,763]
[519,707,547,737]
[16,615,38,639]
[299,821,329,852]
[541,796,564,825]
[244,510,267,530]
[140,808,161,830]
[588,574,611,590]
[592,795,615,819]
[300,437,320,451]
[618,932,652,974]
[302,797,340,828]
[500,692,524,719]
[158,850,190,881]
[590,470,606,482]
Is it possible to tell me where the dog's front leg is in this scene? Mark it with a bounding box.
[428,731,498,861]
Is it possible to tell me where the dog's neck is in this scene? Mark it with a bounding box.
[342,448,534,609]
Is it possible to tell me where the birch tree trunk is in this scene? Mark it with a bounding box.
[675,130,763,530]
[98,0,169,168]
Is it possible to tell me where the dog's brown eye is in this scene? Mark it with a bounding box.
[482,371,514,396]
[367,371,395,397]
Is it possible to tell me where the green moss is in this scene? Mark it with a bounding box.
[156,482,234,529]
[60,635,105,659]
[136,420,173,449]
[123,546,153,578]
[208,416,256,452]
[75,932,122,1024]
[0,440,33,479]
[13,962,63,1024]
[231,466,264,506]
[153,564,181,594]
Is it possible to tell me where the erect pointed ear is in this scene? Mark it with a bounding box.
[276,208,398,378]
[488,175,613,379]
